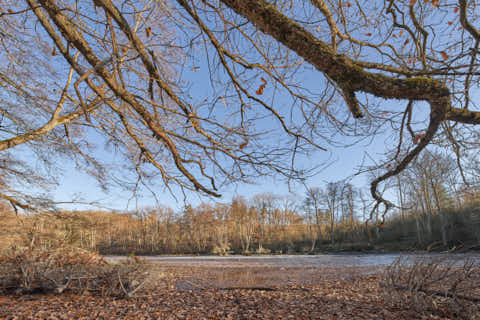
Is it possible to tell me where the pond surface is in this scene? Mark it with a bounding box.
[106,253,480,268]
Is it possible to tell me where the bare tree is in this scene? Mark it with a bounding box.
[251,193,273,251]
[211,203,231,255]
[277,194,298,248]
[401,151,457,245]
[303,187,324,251]
[323,182,344,245]
[230,196,255,253]
[340,183,356,229]
[1,0,480,213]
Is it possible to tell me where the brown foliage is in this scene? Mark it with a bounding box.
[255,77,267,95]
[0,244,149,297]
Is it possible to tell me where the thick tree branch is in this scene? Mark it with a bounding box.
[218,0,450,102]
[0,62,102,152]
[459,0,480,41]
[446,107,480,124]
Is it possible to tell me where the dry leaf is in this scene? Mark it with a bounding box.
[52,46,57,56]
[454,7,459,14]
[448,21,453,25]
[365,33,372,36]
[146,26,152,38]
[239,138,249,150]
[256,77,267,95]
[440,51,448,60]
[413,133,425,144]
[399,30,403,37]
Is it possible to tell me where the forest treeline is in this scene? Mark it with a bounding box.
[1,170,479,255]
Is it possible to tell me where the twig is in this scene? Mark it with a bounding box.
[388,284,480,303]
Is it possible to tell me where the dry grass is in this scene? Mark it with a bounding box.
[382,255,480,319]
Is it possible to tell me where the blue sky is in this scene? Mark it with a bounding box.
[51,80,391,212]
[53,129,389,212]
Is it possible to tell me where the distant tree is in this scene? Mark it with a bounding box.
[402,151,457,244]
[339,183,357,228]
[277,194,298,245]
[251,193,277,250]
[230,196,255,253]
[323,181,345,245]
[303,187,324,251]
[211,203,231,255]
[179,204,213,252]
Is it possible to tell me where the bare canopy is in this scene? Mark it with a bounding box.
[0,0,479,211]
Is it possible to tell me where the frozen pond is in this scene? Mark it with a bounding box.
[105,253,480,268]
